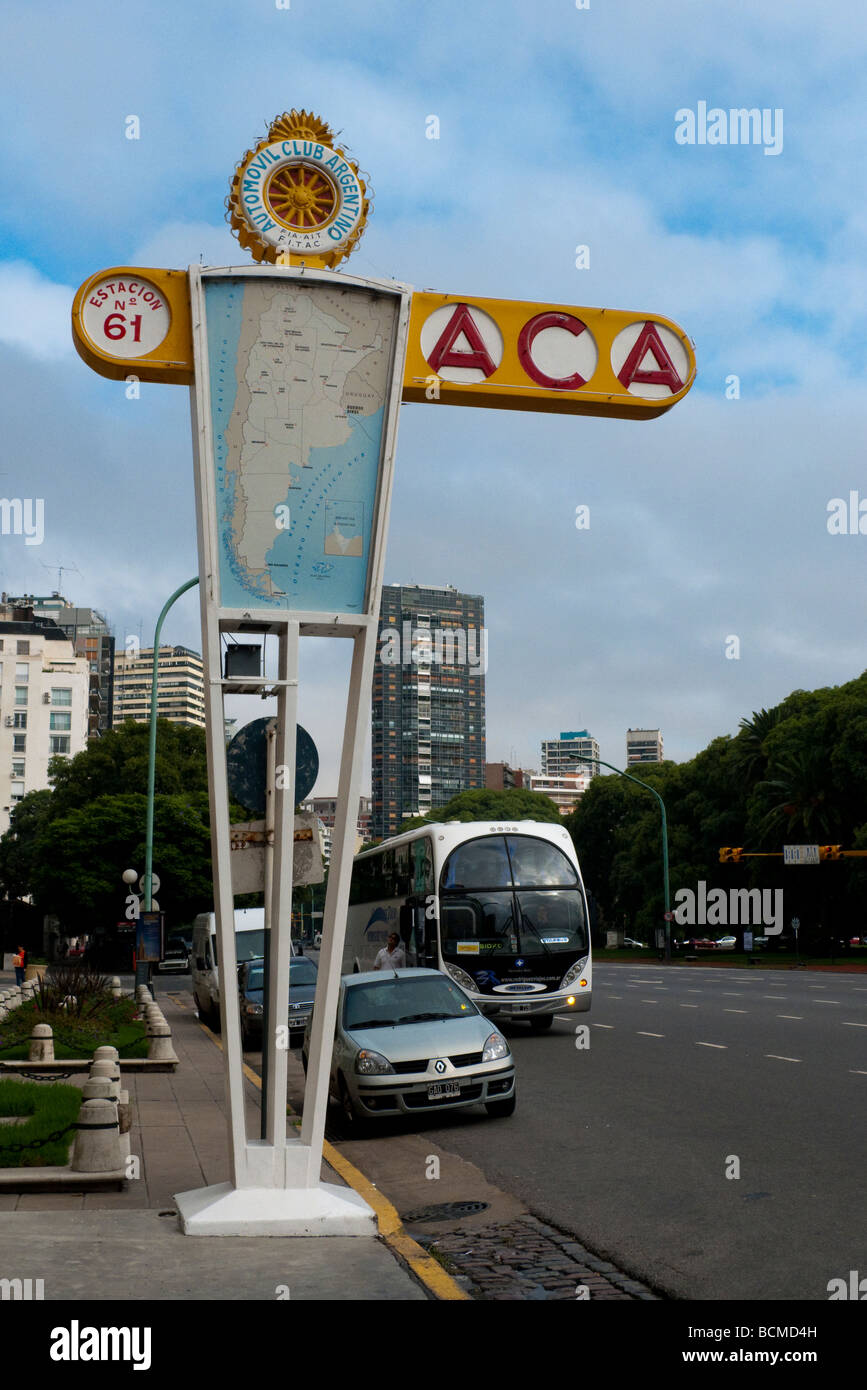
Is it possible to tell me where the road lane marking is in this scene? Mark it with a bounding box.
[808,985,827,989]
[762,995,785,1000]
[850,1070,867,1075]
[591,1023,615,1029]
[766,1054,801,1062]
[696,1042,727,1049]
[724,1009,748,1014]
[777,1015,802,1020]
[722,992,742,997]
[637,1031,665,1037]
[841,1022,867,1028]
[813,1000,839,1005]
[679,1004,699,1008]
[641,999,659,1004]
[687,989,702,994]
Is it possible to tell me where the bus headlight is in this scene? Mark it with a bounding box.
[444,963,478,994]
[355,1049,395,1076]
[559,957,588,990]
[482,1033,510,1062]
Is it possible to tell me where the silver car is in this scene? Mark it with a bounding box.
[303,968,516,1129]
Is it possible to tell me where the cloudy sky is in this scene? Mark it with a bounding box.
[2,0,865,794]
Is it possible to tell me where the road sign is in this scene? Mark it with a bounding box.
[227,719,318,815]
[138,873,160,896]
[783,845,820,865]
[664,911,673,921]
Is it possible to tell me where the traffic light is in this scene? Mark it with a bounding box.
[819,845,842,860]
[719,847,744,863]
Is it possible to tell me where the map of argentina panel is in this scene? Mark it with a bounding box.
[204,276,398,611]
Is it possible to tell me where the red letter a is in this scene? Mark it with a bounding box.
[426,304,498,378]
[617,322,683,392]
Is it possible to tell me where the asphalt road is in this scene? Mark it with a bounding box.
[411,962,867,1301]
[153,957,867,1301]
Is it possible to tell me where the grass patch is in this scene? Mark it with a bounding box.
[0,996,147,1059]
[0,1077,81,1168]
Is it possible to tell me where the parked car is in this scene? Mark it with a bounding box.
[157,944,190,973]
[623,937,646,949]
[238,955,318,1049]
[683,937,716,950]
[715,935,737,949]
[302,968,516,1129]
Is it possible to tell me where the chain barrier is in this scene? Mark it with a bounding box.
[0,1120,80,1156]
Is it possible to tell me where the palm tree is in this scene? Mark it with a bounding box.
[734,706,783,784]
[755,748,835,842]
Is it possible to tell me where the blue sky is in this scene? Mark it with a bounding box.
[1,0,866,791]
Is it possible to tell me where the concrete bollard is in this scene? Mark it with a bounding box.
[93,1045,120,1064]
[89,1059,121,1099]
[147,1020,178,1063]
[70,1098,122,1173]
[111,976,122,1000]
[82,1077,114,1104]
[29,1023,54,1062]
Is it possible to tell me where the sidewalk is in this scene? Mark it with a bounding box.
[0,989,426,1300]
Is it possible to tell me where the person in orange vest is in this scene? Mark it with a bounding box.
[13,945,26,986]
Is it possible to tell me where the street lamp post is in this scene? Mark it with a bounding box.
[579,758,672,961]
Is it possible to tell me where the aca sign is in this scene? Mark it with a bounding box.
[403,293,696,420]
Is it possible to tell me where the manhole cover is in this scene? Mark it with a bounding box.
[401,1200,490,1223]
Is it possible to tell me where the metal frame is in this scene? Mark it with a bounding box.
[179,264,411,1224]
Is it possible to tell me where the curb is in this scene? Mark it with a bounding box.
[199,1018,470,1301]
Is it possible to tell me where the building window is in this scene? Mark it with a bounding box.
[14,687,28,706]
[16,641,29,656]
[49,736,71,754]
[11,760,24,778]
[51,688,72,706]
[10,780,24,803]
[12,712,26,729]
[49,712,71,731]
[15,662,28,684]
[12,734,25,753]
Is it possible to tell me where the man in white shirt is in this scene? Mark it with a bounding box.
[373,932,407,970]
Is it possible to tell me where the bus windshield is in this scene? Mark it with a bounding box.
[440,835,587,959]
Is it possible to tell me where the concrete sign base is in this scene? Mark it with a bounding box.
[174,1180,375,1236]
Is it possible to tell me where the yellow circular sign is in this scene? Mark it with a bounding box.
[228,110,371,269]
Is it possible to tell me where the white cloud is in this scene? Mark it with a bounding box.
[0,262,75,361]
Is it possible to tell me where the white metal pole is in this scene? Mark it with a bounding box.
[301,618,376,1179]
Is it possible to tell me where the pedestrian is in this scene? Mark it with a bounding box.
[373,932,406,970]
[13,945,26,986]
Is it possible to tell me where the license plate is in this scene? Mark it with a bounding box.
[512,1003,531,1014]
[427,1081,460,1100]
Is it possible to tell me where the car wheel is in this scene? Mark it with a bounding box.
[337,1074,367,1134]
[485,1090,516,1118]
[529,1014,553,1032]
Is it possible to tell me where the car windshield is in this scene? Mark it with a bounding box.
[344,975,476,1031]
[244,958,317,992]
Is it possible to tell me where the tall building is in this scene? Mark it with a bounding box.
[528,770,592,815]
[0,602,89,835]
[541,730,600,778]
[112,645,206,729]
[626,728,663,764]
[4,593,115,736]
[372,584,486,840]
[299,796,373,863]
[485,762,525,791]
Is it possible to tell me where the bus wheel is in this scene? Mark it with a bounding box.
[486,1091,516,1118]
[529,1014,553,1032]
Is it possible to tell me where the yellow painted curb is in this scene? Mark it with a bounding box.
[196,1014,469,1300]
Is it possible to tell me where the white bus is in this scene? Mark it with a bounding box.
[345,821,591,1029]
[191,907,269,1031]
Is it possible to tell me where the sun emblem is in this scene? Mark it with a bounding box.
[227,108,372,269]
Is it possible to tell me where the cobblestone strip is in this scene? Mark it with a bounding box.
[415,1215,660,1301]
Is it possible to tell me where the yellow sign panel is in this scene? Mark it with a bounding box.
[71,267,193,384]
[72,272,696,423]
[403,293,696,420]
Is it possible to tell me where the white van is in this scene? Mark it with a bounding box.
[191,908,294,1031]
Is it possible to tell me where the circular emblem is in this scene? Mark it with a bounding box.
[515,958,525,968]
[228,110,371,269]
[434,1059,447,1075]
[80,274,171,360]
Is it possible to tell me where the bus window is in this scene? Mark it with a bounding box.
[413,837,434,897]
[441,836,512,890]
[506,836,578,887]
